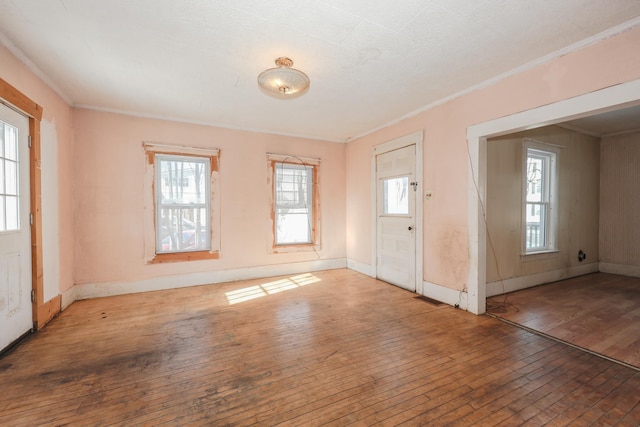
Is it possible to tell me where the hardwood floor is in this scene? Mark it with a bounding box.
[1,269,639,426]
[487,273,640,369]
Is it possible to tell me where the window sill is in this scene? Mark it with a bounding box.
[270,244,321,254]
[148,250,220,264]
[520,249,559,261]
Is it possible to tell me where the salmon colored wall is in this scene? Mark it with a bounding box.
[72,109,346,285]
[0,44,75,296]
[346,26,640,291]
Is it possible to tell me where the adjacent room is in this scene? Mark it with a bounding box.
[1,1,640,424]
[484,108,640,368]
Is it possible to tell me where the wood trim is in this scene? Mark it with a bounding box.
[0,78,43,121]
[148,250,220,264]
[37,295,61,327]
[29,116,46,329]
[0,77,55,330]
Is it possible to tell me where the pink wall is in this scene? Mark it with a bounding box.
[0,44,75,295]
[72,109,346,285]
[346,26,640,291]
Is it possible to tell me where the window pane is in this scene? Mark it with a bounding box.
[5,195,18,230]
[276,209,311,244]
[159,158,207,205]
[383,176,409,214]
[157,207,209,252]
[4,124,17,161]
[526,203,546,249]
[526,155,544,203]
[275,164,311,207]
[5,160,17,195]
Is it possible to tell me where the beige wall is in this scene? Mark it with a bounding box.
[72,109,346,286]
[486,126,600,283]
[600,131,640,269]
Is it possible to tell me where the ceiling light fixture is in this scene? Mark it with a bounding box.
[258,57,310,99]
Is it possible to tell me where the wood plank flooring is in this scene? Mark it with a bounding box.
[1,269,639,426]
[487,273,640,369]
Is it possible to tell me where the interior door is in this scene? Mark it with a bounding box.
[376,144,416,291]
[0,103,32,352]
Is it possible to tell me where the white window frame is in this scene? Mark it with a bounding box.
[267,153,321,254]
[522,139,559,255]
[143,142,220,263]
[154,154,211,254]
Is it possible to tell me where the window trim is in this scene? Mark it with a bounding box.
[143,142,220,263]
[522,139,559,255]
[267,153,321,254]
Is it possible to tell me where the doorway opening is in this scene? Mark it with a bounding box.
[467,78,640,315]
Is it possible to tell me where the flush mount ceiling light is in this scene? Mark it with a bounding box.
[257,57,310,99]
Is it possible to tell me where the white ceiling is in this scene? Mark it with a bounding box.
[1,0,640,142]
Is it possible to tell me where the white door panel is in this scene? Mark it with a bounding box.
[0,104,32,352]
[376,145,416,291]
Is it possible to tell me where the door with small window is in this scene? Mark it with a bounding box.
[0,104,32,352]
[376,145,416,291]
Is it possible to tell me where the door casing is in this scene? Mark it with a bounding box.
[0,77,59,332]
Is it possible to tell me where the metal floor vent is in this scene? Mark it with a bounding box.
[413,295,443,306]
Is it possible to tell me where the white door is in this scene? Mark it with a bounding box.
[0,104,32,352]
[376,144,416,291]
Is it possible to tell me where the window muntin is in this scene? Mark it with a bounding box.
[274,162,314,245]
[524,144,557,253]
[155,154,211,254]
[0,121,20,232]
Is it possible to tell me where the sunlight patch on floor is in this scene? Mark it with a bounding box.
[225,273,322,305]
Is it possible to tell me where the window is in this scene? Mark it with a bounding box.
[144,143,220,263]
[156,155,209,253]
[268,154,320,252]
[0,121,20,232]
[524,140,558,254]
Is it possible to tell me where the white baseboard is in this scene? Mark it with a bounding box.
[74,258,347,300]
[486,262,599,297]
[346,259,374,277]
[599,262,640,277]
[422,280,468,310]
[61,286,76,310]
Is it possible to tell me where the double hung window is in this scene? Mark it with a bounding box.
[268,154,320,252]
[524,141,558,254]
[155,154,210,253]
[144,143,220,263]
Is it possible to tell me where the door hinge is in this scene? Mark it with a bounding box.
[30,213,33,225]
[28,135,32,148]
[31,289,35,304]
[410,181,418,191]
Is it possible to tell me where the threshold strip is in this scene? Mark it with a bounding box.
[485,312,640,373]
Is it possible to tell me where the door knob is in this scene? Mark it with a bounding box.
[408,226,413,231]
